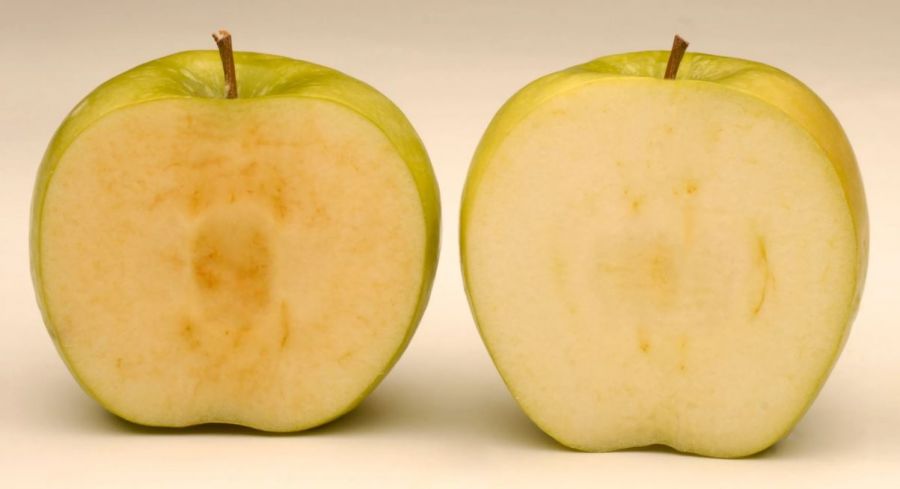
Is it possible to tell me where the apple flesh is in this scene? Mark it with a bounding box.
[461,51,867,457]
[32,51,440,431]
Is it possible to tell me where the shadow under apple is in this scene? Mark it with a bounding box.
[24,343,870,459]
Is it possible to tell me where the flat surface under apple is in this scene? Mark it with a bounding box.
[38,97,426,430]
[463,79,859,457]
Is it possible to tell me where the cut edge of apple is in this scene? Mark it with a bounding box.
[31,51,441,431]
[460,51,867,457]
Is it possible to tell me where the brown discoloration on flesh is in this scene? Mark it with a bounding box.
[677,336,688,373]
[667,180,700,243]
[639,339,651,353]
[630,197,644,213]
[191,215,272,314]
[180,317,202,350]
[622,187,645,215]
[182,169,291,220]
[42,97,427,423]
[150,130,294,221]
[279,301,291,349]
[148,191,168,210]
[648,248,674,287]
[753,236,774,317]
[637,328,651,354]
[189,188,206,214]
[337,350,355,366]
[271,183,288,220]
[240,122,286,149]
[685,181,698,195]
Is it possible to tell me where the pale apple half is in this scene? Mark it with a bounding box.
[461,53,867,457]
[32,52,440,431]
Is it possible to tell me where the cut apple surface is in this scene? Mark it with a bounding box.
[461,52,866,457]
[33,51,439,431]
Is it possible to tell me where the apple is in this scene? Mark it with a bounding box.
[31,32,440,431]
[460,36,867,457]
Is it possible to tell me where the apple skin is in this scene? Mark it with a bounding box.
[31,50,440,428]
[460,51,867,456]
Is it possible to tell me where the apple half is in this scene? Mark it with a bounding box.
[31,50,440,431]
[460,50,867,457]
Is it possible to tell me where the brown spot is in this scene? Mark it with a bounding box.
[148,191,168,210]
[631,197,644,213]
[337,350,355,365]
[638,328,651,354]
[241,125,285,149]
[753,236,774,317]
[685,181,698,195]
[193,249,220,290]
[649,252,672,286]
[677,336,688,373]
[180,317,201,349]
[270,181,289,220]
[115,357,123,369]
[279,301,291,349]
[189,188,205,214]
[306,202,331,227]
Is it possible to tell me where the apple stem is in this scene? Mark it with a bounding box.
[664,35,689,80]
[212,29,238,99]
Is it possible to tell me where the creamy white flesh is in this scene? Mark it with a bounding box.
[464,80,856,456]
[39,98,425,430]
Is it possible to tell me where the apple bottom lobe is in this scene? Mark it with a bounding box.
[465,81,857,457]
[39,98,426,430]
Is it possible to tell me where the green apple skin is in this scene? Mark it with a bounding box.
[31,50,440,429]
[460,51,867,456]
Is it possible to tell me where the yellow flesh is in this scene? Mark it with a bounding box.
[464,80,856,456]
[40,98,425,430]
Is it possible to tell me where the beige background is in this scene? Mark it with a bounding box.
[2,0,899,487]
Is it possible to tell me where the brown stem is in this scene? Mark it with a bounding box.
[212,29,237,98]
[664,35,689,80]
